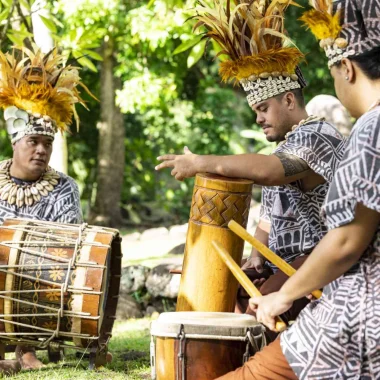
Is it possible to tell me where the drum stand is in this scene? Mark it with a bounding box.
[88,345,107,370]
[0,343,4,361]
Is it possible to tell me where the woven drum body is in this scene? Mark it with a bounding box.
[0,218,122,350]
[151,312,265,380]
[176,174,253,312]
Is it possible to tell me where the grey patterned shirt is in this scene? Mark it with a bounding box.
[281,106,380,379]
[0,169,82,225]
[260,120,346,272]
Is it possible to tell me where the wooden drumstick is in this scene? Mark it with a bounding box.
[212,240,287,333]
[228,220,323,299]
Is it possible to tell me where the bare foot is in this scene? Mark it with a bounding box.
[0,360,21,375]
[15,346,44,370]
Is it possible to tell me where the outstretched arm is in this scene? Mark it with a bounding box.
[155,147,311,186]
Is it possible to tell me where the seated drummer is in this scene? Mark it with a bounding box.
[0,47,85,374]
[155,0,346,338]
[217,1,380,379]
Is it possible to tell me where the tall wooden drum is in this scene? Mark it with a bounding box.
[176,173,253,312]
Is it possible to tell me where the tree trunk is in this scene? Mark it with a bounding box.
[31,0,68,174]
[89,38,125,227]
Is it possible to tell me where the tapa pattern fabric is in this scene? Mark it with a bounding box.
[259,120,346,272]
[334,0,380,57]
[0,172,82,225]
[281,106,380,379]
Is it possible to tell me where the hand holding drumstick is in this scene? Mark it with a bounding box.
[228,220,322,300]
[212,240,287,332]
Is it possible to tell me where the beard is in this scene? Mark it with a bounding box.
[262,125,286,143]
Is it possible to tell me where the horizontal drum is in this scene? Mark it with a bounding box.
[0,218,122,354]
[150,312,266,380]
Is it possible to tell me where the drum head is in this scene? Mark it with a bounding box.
[151,312,263,339]
[156,312,257,326]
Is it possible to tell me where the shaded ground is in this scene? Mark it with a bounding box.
[122,227,255,269]
[3,319,151,380]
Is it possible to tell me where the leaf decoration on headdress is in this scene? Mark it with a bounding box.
[299,0,341,41]
[0,45,95,132]
[192,0,304,82]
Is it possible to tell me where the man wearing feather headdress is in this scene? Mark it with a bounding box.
[0,46,87,373]
[156,0,345,327]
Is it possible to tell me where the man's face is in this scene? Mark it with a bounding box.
[251,95,294,142]
[13,135,53,178]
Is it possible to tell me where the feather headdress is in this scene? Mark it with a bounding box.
[300,0,380,68]
[0,45,92,143]
[192,0,305,106]
[299,0,342,42]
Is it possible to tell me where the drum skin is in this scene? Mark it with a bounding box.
[0,218,122,348]
[176,174,253,312]
[155,337,246,380]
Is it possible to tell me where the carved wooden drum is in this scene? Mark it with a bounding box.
[0,218,122,354]
[150,312,265,380]
[176,173,253,312]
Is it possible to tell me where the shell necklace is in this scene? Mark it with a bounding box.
[279,115,324,146]
[0,159,60,208]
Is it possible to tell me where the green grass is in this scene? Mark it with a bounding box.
[4,319,151,380]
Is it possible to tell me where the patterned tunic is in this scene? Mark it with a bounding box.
[260,120,346,272]
[281,106,380,379]
[0,171,82,225]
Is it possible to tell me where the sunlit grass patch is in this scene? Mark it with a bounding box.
[3,318,151,380]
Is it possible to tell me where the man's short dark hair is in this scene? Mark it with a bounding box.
[351,46,380,80]
[290,88,305,107]
[275,88,305,107]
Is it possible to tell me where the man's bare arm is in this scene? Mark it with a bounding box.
[273,152,309,177]
[156,149,312,186]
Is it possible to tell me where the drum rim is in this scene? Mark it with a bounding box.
[154,311,258,326]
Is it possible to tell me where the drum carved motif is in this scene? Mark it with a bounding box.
[190,186,251,228]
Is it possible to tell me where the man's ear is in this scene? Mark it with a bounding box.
[340,58,355,82]
[284,92,296,110]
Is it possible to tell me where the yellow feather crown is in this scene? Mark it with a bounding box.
[193,0,304,83]
[0,45,92,133]
[300,0,348,55]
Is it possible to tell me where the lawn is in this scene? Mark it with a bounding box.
[3,318,152,380]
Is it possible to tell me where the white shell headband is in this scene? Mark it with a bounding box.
[4,106,57,143]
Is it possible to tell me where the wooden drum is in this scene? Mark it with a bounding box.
[150,312,265,380]
[0,218,122,355]
[176,174,253,312]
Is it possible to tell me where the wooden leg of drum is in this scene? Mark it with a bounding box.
[88,346,107,370]
[48,346,62,363]
[0,344,5,360]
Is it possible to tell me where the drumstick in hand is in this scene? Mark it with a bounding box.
[228,220,322,300]
[212,240,287,333]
